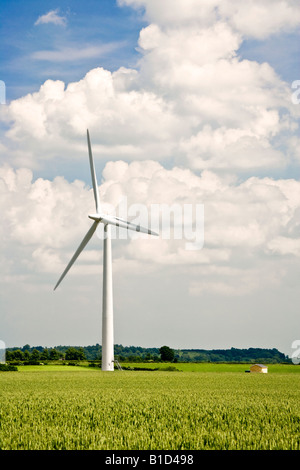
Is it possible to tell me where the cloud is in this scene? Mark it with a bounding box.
[118,0,300,38]
[2,0,299,175]
[268,237,300,257]
[1,162,299,299]
[31,43,122,63]
[1,55,298,172]
[218,0,300,39]
[34,9,67,27]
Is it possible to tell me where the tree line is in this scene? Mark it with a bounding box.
[5,346,86,363]
[5,344,290,363]
[177,347,289,363]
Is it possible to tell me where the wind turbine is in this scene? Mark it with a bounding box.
[54,130,158,371]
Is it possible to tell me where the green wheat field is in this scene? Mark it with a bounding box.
[1,363,300,450]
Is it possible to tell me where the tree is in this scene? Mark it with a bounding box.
[5,351,13,361]
[31,349,40,361]
[65,347,86,361]
[24,350,31,361]
[13,349,24,361]
[49,348,60,360]
[159,346,175,362]
[40,348,50,361]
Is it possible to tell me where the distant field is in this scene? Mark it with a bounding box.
[1,363,300,450]
[120,362,300,373]
[13,362,300,373]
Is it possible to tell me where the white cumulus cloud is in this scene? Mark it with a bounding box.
[119,0,300,38]
[1,162,299,296]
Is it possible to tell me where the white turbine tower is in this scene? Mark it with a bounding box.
[54,130,158,371]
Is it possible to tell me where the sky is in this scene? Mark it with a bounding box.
[0,0,300,357]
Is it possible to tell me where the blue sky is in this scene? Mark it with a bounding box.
[240,32,300,84]
[0,0,146,101]
[0,0,300,355]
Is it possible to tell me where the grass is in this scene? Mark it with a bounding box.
[11,361,300,374]
[1,363,300,450]
[120,362,299,373]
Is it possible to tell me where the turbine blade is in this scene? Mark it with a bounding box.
[104,215,158,236]
[87,129,101,213]
[54,220,99,291]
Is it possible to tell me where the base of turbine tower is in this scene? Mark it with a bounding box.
[101,362,114,372]
[102,224,114,372]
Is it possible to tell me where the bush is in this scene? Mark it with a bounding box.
[0,364,18,372]
[159,366,180,371]
[23,361,41,366]
[122,366,159,371]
